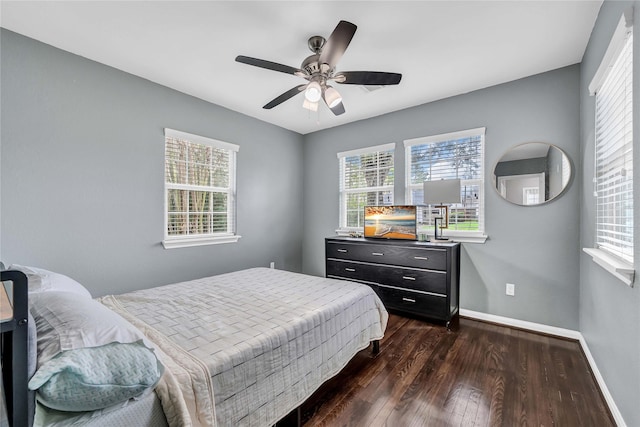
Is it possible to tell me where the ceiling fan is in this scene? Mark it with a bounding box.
[235,20,402,116]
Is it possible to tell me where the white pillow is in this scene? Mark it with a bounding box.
[29,292,163,412]
[9,264,92,299]
[29,292,153,367]
[29,341,163,412]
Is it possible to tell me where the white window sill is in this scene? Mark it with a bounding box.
[335,229,362,237]
[418,234,488,244]
[163,234,241,249]
[450,235,488,244]
[583,248,635,287]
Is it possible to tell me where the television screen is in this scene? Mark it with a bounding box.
[364,205,417,240]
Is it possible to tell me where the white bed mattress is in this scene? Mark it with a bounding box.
[105,267,388,427]
[34,390,168,427]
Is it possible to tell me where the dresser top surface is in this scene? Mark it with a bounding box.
[326,236,460,249]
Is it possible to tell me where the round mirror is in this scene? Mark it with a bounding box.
[493,142,571,206]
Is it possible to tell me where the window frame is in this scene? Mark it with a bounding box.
[583,9,635,286]
[337,143,395,233]
[162,128,241,249]
[404,127,487,243]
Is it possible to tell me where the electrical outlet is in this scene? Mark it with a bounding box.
[506,283,515,296]
[270,262,275,269]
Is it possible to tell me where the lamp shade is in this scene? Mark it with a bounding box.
[423,179,461,204]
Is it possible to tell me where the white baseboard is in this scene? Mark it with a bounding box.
[459,309,581,339]
[577,334,626,427]
[459,309,626,427]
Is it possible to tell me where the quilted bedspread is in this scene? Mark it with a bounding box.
[102,267,388,427]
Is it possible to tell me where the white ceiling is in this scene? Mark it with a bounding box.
[0,1,602,135]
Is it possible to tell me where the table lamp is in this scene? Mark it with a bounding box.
[423,179,461,241]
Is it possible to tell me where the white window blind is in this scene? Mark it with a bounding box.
[593,27,633,264]
[405,128,485,237]
[338,143,395,230]
[163,128,240,248]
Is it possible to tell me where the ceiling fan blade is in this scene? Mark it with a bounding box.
[318,20,357,68]
[334,71,402,85]
[263,85,307,109]
[236,55,304,76]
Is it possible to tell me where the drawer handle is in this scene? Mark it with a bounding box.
[413,256,429,261]
[402,276,416,281]
[371,252,384,256]
[337,249,348,253]
[402,297,416,303]
[345,268,356,272]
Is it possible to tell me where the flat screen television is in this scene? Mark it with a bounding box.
[364,205,417,240]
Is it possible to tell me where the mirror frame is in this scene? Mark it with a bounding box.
[492,142,572,206]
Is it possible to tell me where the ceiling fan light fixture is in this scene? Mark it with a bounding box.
[305,81,322,103]
[324,86,342,108]
[302,98,319,111]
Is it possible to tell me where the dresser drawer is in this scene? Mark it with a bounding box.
[378,286,448,319]
[377,266,447,295]
[326,242,373,261]
[326,260,378,283]
[326,242,447,270]
[327,260,446,294]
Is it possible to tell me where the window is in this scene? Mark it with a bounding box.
[338,143,395,231]
[594,30,633,264]
[584,10,634,286]
[163,128,240,248]
[405,128,486,241]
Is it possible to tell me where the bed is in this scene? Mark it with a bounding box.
[1,266,388,427]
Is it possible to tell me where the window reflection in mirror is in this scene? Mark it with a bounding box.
[493,143,571,206]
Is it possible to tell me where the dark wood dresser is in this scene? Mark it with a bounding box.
[325,237,460,327]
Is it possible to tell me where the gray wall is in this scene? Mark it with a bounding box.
[303,65,581,330]
[4,12,638,424]
[579,2,640,425]
[0,29,305,296]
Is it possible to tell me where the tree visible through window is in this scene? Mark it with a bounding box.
[338,143,395,230]
[163,129,239,248]
[405,128,485,237]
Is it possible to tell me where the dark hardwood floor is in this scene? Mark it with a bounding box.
[300,314,615,427]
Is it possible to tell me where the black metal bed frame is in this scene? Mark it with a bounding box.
[1,270,29,427]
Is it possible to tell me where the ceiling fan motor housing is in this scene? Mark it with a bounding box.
[307,35,325,53]
[303,36,335,78]
[301,54,322,75]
